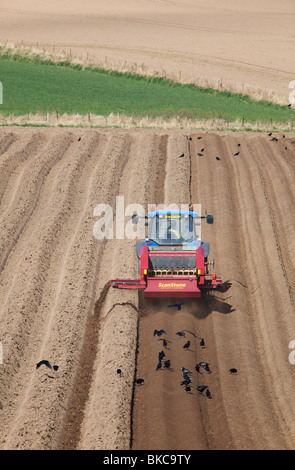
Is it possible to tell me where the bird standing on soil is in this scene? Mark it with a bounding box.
[195,364,201,373]
[164,360,171,369]
[156,361,162,371]
[178,153,185,158]
[181,367,192,375]
[183,341,190,350]
[234,151,240,156]
[199,361,209,368]
[135,378,144,385]
[176,331,185,337]
[229,368,238,374]
[200,338,205,348]
[158,351,165,362]
[206,389,212,399]
[181,377,192,386]
[204,363,212,374]
[197,385,208,394]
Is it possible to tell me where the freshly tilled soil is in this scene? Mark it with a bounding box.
[0,127,295,450]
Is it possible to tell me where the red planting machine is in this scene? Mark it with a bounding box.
[110,206,222,298]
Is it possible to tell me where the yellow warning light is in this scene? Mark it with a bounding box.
[144,269,147,275]
[197,269,201,275]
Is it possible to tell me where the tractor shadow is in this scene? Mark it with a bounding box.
[191,280,235,318]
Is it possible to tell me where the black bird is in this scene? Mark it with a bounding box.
[201,148,205,152]
[154,329,167,337]
[205,363,211,374]
[176,331,185,337]
[135,378,144,385]
[183,341,190,350]
[53,365,59,371]
[268,132,272,136]
[168,302,185,311]
[197,153,204,157]
[200,338,205,348]
[116,368,122,376]
[197,136,202,139]
[206,389,212,399]
[36,360,52,369]
[197,385,208,394]
[229,368,238,374]
[271,137,278,141]
[199,361,208,368]
[216,156,221,161]
[181,377,192,386]
[158,351,165,361]
[195,364,201,373]
[184,386,191,392]
[178,153,185,158]
[156,361,162,371]
[181,367,192,376]
[164,360,170,368]
[182,374,192,383]
[234,151,240,156]
[160,338,168,347]
[237,143,241,146]
[78,137,81,141]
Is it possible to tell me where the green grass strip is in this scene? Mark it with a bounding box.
[0,47,294,124]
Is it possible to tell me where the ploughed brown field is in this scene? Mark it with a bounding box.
[0,0,294,102]
[0,127,295,450]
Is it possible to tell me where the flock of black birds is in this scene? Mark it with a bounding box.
[129,296,239,394]
[178,131,295,161]
[130,325,238,399]
[267,132,295,151]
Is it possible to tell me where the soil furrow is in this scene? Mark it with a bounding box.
[1,128,295,450]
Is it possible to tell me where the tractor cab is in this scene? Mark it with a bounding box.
[145,208,212,247]
[148,211,196,245]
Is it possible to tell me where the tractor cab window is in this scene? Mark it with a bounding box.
[149,214,195,245]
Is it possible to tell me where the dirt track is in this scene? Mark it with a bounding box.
[0,127,295,450]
